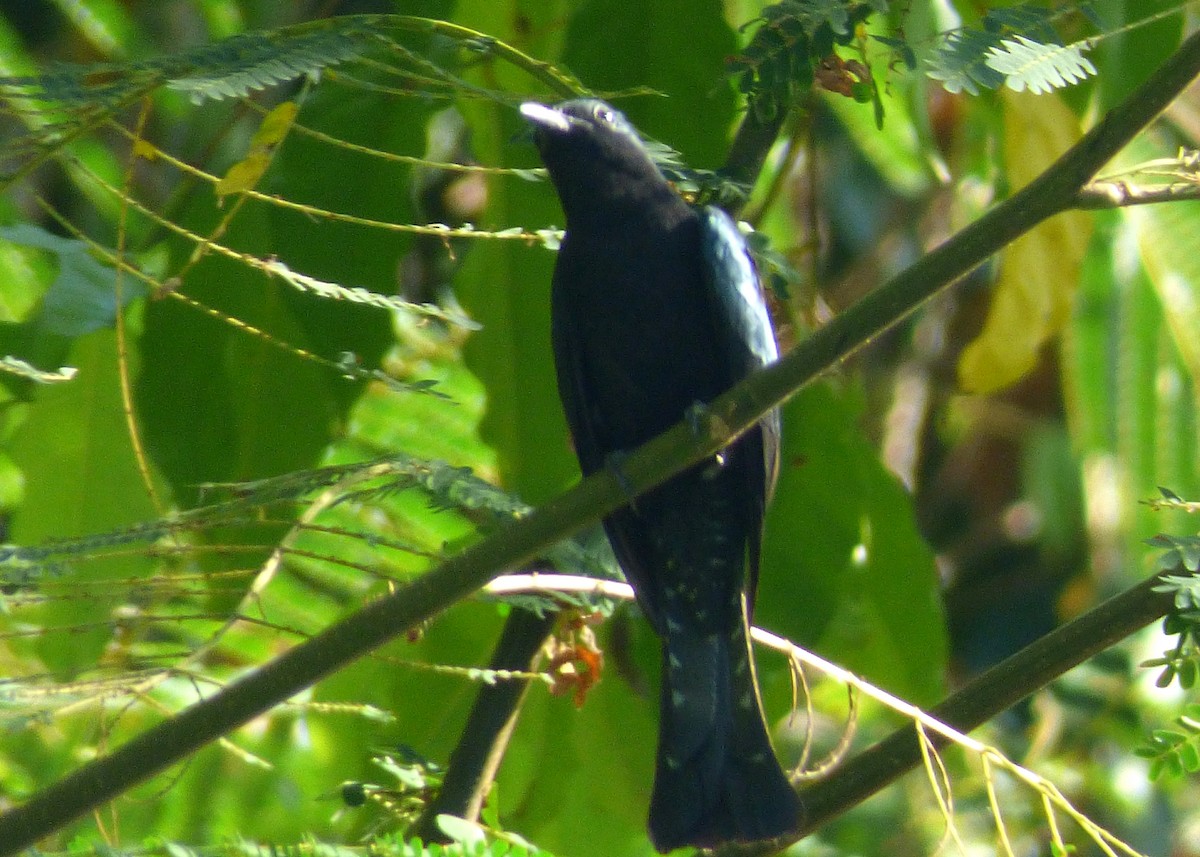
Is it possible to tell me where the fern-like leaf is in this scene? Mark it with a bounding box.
[1137,704,1200,780]
[0,19,371,109]
[925,1,1105,95]
[983,4,1062,44]
[762,0,856,37]
[0,14,583,186]
[984,35,1096,93]
[164,25,368,103]
[925,29,1007,95]
[729,0,885,121]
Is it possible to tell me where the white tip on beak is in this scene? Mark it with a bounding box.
[519,102,572,133]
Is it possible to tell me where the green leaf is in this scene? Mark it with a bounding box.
[1178,741,1200,772]
[1092,1,1184,108]
[1125,149,1200,389]
[1084,140,1200,542]
[56,0,140,57]
[9,329,159,676]
[759,382,946,705]
[824,68,932,198]
[1151,729,1185,747]
[0,223,146,336]
[0,215,52,323]
[437,814,487,847]
[561,0,737,169]
[1179,660,1197,690]
[498,661,655,856]
[453,108,577,502]
[136,217,343,503]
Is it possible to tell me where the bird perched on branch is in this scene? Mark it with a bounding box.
[520,98,799,852]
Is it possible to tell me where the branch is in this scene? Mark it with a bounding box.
[411,606,556,841]
[724,102,790,192]
[788,570,1175,843]
[490,570,1174,857]
[1077,179,1200,208]
[3,26,1200,857]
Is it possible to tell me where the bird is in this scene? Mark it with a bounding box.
[520,98,800,852]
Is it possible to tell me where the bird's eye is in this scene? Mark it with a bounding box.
[592,104,615,125]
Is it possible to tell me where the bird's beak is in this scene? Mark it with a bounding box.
[519,102,572,134]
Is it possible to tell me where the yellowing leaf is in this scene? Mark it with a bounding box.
[253,100,300,146]
[216,151,274,199]
[958,90,1092,394]
[215,100,298,198]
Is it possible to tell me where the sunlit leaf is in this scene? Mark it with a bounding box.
[959,90,1091,393]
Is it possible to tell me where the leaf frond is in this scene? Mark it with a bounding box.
[984,35,1097,94]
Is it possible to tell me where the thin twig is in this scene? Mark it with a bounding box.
[1,24,1199,857]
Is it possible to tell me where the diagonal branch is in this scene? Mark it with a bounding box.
[411,606,557,841]
[2,25,1200,857]
[786,569,1174,847]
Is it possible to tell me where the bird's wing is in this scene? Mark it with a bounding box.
[549,275,606,478]
[698,207,778,373]
[550,273,669,628]
[698,206,782,608]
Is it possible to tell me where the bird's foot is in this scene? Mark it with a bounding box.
[604,450,639,511]
[687,401,730,478]
[686,400,732,440]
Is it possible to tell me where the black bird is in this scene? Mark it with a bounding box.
[521,99,800,852]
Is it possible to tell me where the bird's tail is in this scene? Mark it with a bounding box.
[647,616,801,852]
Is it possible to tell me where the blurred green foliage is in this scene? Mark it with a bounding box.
[0,2,1198,857]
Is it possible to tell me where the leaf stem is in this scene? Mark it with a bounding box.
[2,23,1200,857]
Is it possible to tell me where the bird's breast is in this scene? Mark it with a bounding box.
[552,217,730,447]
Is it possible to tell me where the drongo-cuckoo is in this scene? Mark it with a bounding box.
[521,99,799,852]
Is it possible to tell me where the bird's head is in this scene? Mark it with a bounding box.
[519,99,668,216]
